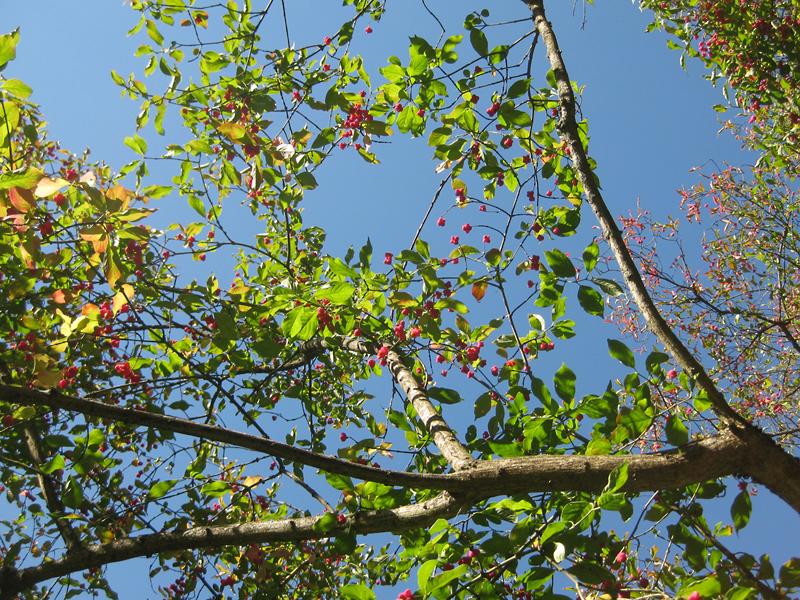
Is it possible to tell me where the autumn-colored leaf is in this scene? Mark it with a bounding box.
[112,284,135,314]
[471,280,488,301]
[218,122,247,141]
[82,303,100,316]
[106,184,134,210]
[105,253,124,289]
[34,177,68,198]
[8,187,35,213]
[51,289,70,304]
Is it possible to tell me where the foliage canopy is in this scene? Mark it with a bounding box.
[0,1,799,599]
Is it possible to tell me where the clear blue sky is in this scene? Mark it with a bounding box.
[5,1,798,598]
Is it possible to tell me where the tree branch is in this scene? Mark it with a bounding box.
[0,384,447,491]
[523,0,800,514]
[0,429,763,596]
[21,424,82,552]
[338,337,474,470]
[0,492,465,598]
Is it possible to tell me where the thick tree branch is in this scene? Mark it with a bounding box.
[524,0,800,514]
[0,384,445,491]
[0,492,465,598]
[21,424,82,552]
[0,430,761,596]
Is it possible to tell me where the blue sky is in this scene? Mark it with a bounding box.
[5,1,799,597]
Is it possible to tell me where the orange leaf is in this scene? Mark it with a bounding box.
[82,303,100,316]
[51,290,70,304]
[471,281,488,302]
[106,184,134,210]
[8,187,35,213]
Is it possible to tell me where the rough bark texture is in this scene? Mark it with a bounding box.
[524,0,800,514]
[0,426,754,596]
[0,380,764,596]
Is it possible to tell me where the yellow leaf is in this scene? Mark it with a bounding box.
[113,284,134,314]
[106,184,134,210]
[92,237,109,254]
[51,338,68,353]
[105,254,123,289]
[242,476,263,488]
[34,177,68,198]
[34,368,62,388]
[80,225,106,242]
[218,122,247,141]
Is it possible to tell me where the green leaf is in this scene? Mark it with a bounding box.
[545,249,576,278]
[201,480,231,498]
[779,557,800,587]
[604,462,629,493]
[359,238,372,270]
[567,561,613,585]
[586,438,611,455]
[679,575,722,598]
[607,339,635,368]
[407,55,429,77]
[315,282,355,305]
[296,171,318,190]
[124,135,148,156]
[313,512,339,533]
[340,584,376,600]
[0,29,19,70]
[40,454,65,474]
[148,479,178,499]
[428,564,467,593]
[532,377,556,413]
[727,587,757,600]
[645,351,669,375]
[582,242,599,272]
[561,500,594,531]
[428,387,462,405]
[469,29,488,57]
[282,307,319,341]
[2,78,32,99]
[0,168,42,190]
[418,558,437,593]
[730,490,752,532]
[553,363,575,401]
[145,19,164,45]
[507,78,531,99]
[665,414,689,446]
[62,477,84,508]
[577,285,604,317]
[593,278,624,296]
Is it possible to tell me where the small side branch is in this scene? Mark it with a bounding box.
[338,337,474,470]
[21,424,82,552]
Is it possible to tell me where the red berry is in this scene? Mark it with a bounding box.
[436,217,446,226]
